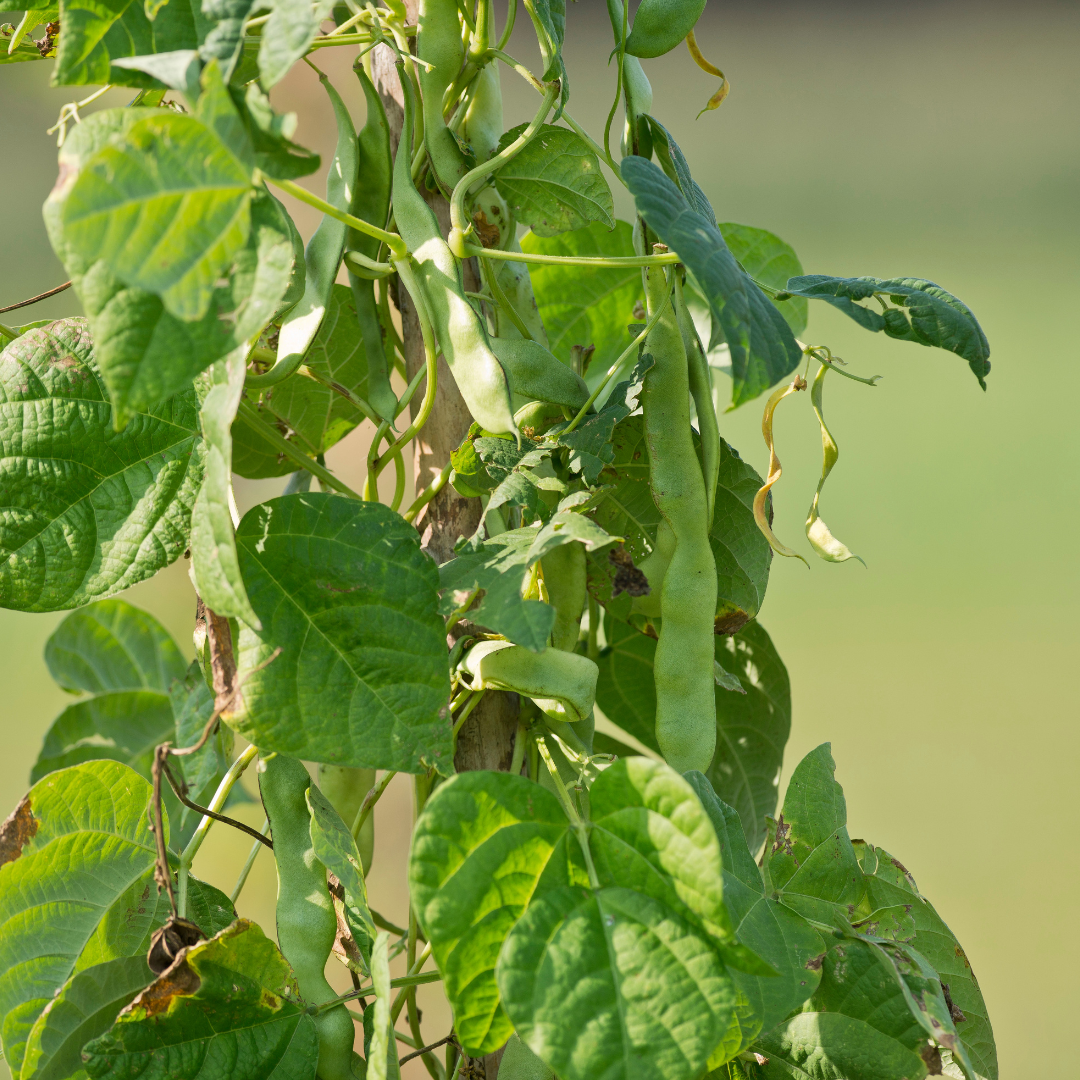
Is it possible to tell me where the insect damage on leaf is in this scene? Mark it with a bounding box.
[0,796,37,867]
[127,954,203,1018]
[609,547,650,597]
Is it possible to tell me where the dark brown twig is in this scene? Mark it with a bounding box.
[399,1033,458,1066]
[150,746,178,915]
[0,281,72,314]
[160,758,274,849]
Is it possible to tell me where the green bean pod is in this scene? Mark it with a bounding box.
[248,74,358,390]
[490,338,589,411]
[417,0,469,191]
[461,60,503,163]
[317,764,376,875]
[460,640,597,724]
[542,541,587,653]
[642,262,717,774]
[348,64,398,421]
[392,66,518,437]
[675,275,720,525]
[260,754,357,1080]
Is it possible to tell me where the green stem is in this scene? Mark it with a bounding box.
[237,399,363,499]
[452,690,485,738]
[344,250,393,277]
[497,0,517,50]
[481,257,533,340]
[350,770,396,841]
[317,969,442,1013]
[229,817,269,904]
[461,244,680,269]
[450,81,559,240]
[536,736,600,890]
[297,364,380,424]
[179,744,260,917]
[563,279,672,433]
[404,460,452,524]
[270,177,406,256]
[0,321,18,341]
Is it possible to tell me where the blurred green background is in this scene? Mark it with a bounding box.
[1,2,1076,1077]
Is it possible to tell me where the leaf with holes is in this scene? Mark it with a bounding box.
[0,760,233,1075]
[232,494,453,773]
[0,319,203,613]
[82,919,319,1080]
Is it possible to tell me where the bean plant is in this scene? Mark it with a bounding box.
[0,2,996,1079]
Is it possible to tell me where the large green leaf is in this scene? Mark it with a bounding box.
[765,744,863,917]
[720,223,807,336]
[82,919,319,1080]
[621,156,802,408]
[46,105,295,419]
[0,761,230,1074]
[190,346,260,628]
[782,274,991,387]
[594,615,661,754]
[438,526,556,653]
[233,494,453,773]
[498,884,737,1080]
[0,319,203,613]
[20,956,153,1080]
[244,284,372,459]
[589,416,771,629]
[53,0,198,86]
[61,111,253,322]
[408,770,573,1055]
[44,598,187,695]
[707,622,790,854]
[521,220,644,378]
[687,776,824,1040]
[493,124,614,237]
[854,842,997,1079]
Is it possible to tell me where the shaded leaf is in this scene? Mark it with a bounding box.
[621,156,801,408]
[238,81,321,181]
[854,841,997,1079]
[641,115,713,220]
[61,111,253,322]
[0,761,229,1074]
[233,494,453,773]
[521,221,644,380]
[44,598,187,695]
[708,622,790,853]
[494,124,614,237]
[594,614,661,754]
[408,770,572,1055]
[20,956,153,1080]
[754,938,935,1080]
[82,918,319,1080]
[438,527,556,652]
[259,0,333,88]
[498,884,737,1080]
[0,319,203,612]
[687,776,824,1039]
[526,507,618,564]
[783,274,990,387]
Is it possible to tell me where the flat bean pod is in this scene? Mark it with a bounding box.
[642,260,717,774]
[417,0,468,191]
[490,338,589,410]
[393,65,518,436]
[249,74,358,390]
[260,754,357,1080]
[541,541,587,653]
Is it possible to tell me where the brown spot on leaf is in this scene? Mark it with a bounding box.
[804,953,824,971]
[920,1045,943,1075]
[0,796,37,867]
[771,814,793,857]
[609,547,650,598]
[127,955,201,1018]
[942,982,966,1024]
[472,210,501,249]
[714,610,750,636]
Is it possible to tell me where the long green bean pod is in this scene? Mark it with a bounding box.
[392,64,518,437]
[417,0,469,191]
[348,64,398,421]
[642,260,718,774]
[317,764,376,875]
[248,74,358,390]
[542,541,586,653]
[261,755,357,1080]
[675,274,720,525]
